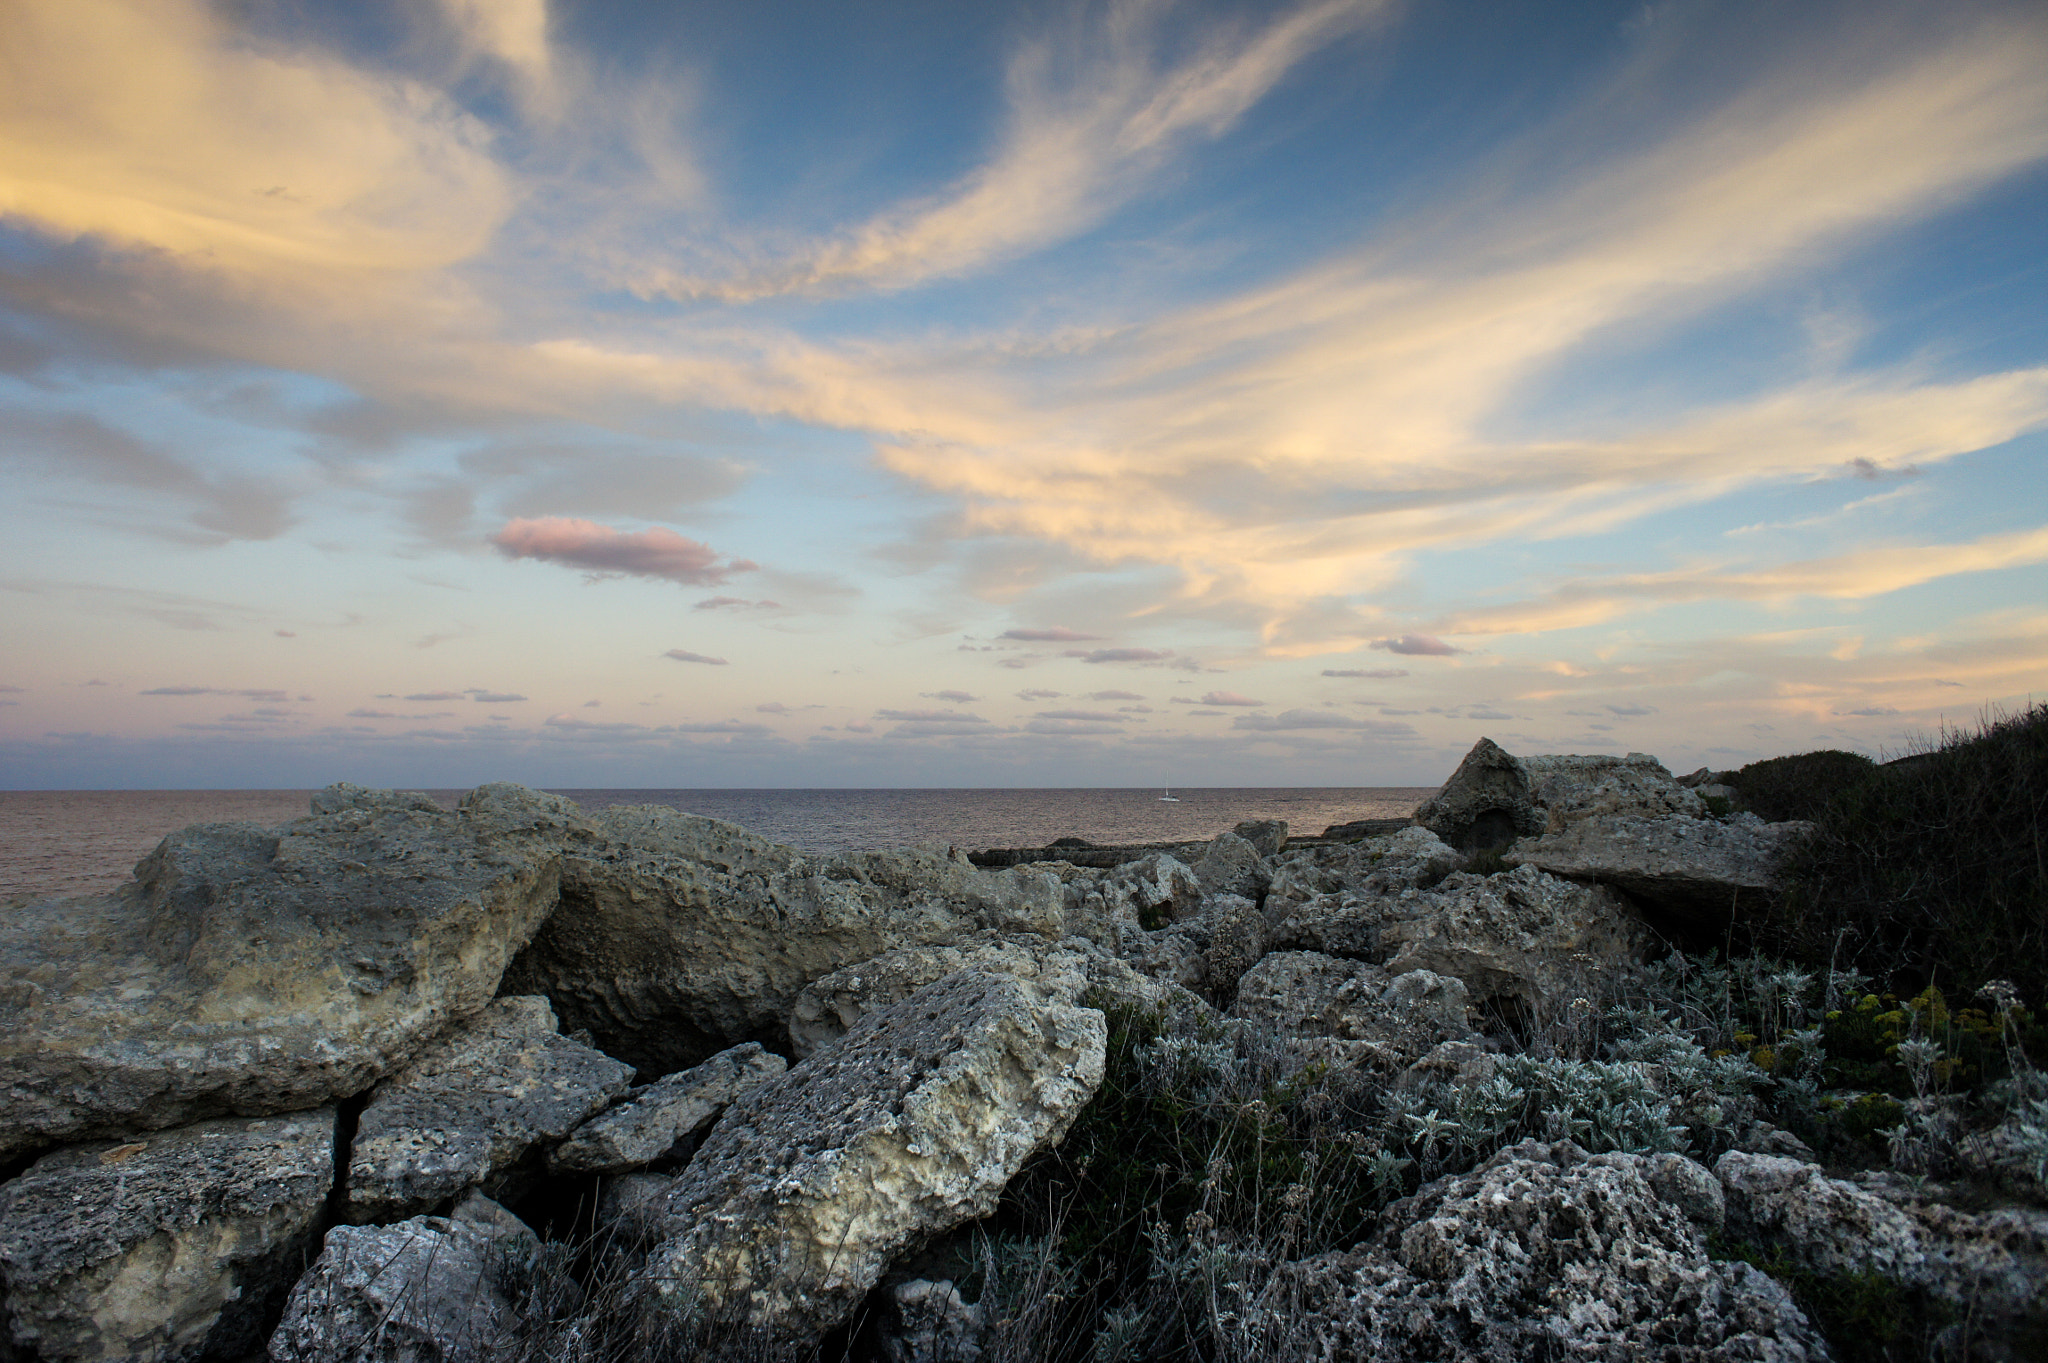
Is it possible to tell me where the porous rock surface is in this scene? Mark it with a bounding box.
[1192,831,1270,901]
[630,969,1106,1349]
[550,1042,786,1174]
[0,1110,334,1363]
[1277,1139,1830,1362]
[268,1194,543,1363]
[344,995,633,1223]
[0,782,572,1159]
[1265,825,1461,916]
[1507,812,1814,927]
[497,806,1070,1074]
[1119,893,1267,1004]
[1228,951,1476,1066]
[786,931,1197,1060]
[1413,738,1703,849]
[1717,1152,2048,1340]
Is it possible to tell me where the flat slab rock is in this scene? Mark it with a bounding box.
[344,995,634,1223]
[0,783,576,1160]
[498,805,1073,1075]
[629,969,1106,1351]
[550,1042,786,1174]
[0,1110,335,1363]
[1507,812,1813,927]
[1228,951,1476,1066]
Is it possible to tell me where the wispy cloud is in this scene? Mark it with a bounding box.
[1002,627,1103,642]
[1322,668,1409,679]
[639,0,1389,300]
[1064,647,1174,664]
[664,649,729,666]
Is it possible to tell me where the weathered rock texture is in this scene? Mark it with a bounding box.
[497,807,1070,1074]
[0,1111,335,1363]
[1265,826,1461,915]
[268,1195,542,1363]
[1277,1140,1829,1362]
[344,996,633,1223]
[1718,1152,2048,1342]
[550,1043,786,1174]
[786,933,1194,1060]
[0,783,573,1159]
[1507,812,1814,927]
[1228,952,1476,1066]
[631,970,1105,1349]
[1192,831,1269,901]
[1413,738,1703,849]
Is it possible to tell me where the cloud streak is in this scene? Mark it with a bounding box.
[492,517,755,585]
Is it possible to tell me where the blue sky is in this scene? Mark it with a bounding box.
[2,0,2045,789]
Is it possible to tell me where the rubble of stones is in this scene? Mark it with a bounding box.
[0,742,2042,1362]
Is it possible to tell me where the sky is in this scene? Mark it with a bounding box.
[2,0,2046,790]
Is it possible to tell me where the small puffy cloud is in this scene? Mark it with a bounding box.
[845,721,874,733]
[1835,705,1900,717]
[922,690,981,703]
[664,649,729,666]
[1064,647,1174,664]
[1370,635,1463,656]
[491,517,753,586]
[1036,709,1126,722]
[997,658,1032,669]
[347,707,402,718]
[582,699,601,707]
[1088,690,1144,701]
[406,691,467,701]
[877,708,989,723]
[469,691,526,702]
[1119,704,1154,713]
[1606,703,1658,716]
[274,629,297,638]
[1322,668,1409,679]
[1003,627,1103,642]
[1465,707,1514,720]
[756,701,790,714]
[544,713,647,732]
[1016,688,1065,700]
[1026,719,1123,735]
[1198,690,1265,707]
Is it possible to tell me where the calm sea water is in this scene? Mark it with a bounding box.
[0,786,1431,902]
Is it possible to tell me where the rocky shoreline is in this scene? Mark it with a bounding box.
[2,743,2044,1361]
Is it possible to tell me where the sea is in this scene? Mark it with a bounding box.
[0,786,1433,903]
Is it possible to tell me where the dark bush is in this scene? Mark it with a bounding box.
[1750,704,2048,1006]
[1731,749,1877,822]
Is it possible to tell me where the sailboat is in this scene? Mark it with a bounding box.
[1158,787,1180,802]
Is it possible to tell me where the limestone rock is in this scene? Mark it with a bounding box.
[630,970,1105,1351]
[344,996,633,1223]
[1192,832,1269,901]
[1228,952,1476,1066]
[0,783,573,1160]
[1506,812,1814,928]
[497,806,1071,1075]
[550,1043,786,1174]
[1377,865,1649,1014]
[1277,1140,1829,1361]
[787,932,1196,1060]
[1411,738,1546,850]
[0,1110,334,1363]
[1717,1152,2048,1337]
[1264,826,1459,914]
[268,1194,543,1363]
[877,1279,986,1363]
[1118,894,1266,1005]
[1231,819,1288,858]
[1413,739,1703,850]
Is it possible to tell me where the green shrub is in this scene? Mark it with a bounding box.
[1754,704,2048,1005]
[1731,748,1877,822]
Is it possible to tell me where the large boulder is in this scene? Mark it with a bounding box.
[627,970,1105,1353]
[343,996,634,1223]
[269,1194,546,1363]
[1119,894,1266,1005]
[1506,812,1814,929]
[0,783,575,1160]
[0,1111,334,1363]
[1717,1152,2048,1341]
[1192,832,1269,901]
[1228,952,1477,1067]
[1275,1140,1829,1361]
[1265,826,1460,912]
[1413,739,1703,850]
[550,1043,787,1175]
[786,932,1197,1060]
[496,807,1071,1075]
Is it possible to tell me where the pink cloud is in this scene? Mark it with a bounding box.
[1193,690,1264,706]
[922,689,980,703]
[1369,634,1462,656]
[491,517,752,586]
[1002,627,1103,642]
